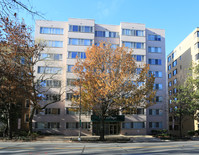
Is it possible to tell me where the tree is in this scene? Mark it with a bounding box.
[170,65,199,137]
[72,42,155,140]
[0,16,64,138]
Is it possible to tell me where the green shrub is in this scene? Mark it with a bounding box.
[187,130,195,136]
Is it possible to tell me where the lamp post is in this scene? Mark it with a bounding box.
[78,81,82,141]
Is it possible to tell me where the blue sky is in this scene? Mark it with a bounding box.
[19,0,199,56]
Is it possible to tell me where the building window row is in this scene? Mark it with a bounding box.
[122,122,145,129]
[122,108,144,115]
[45,108,60,115]
[195,53,199,60]
[122,41,144,49]
[69,25,93,33]
[46,40,63,48]
[168,56,171,62]
[148,34,161,41]
[148,59,162,65]
[43,94,61,101]
[195,42,199,49]
[168,81,172,87]
[68,51,86,59]
[149,71,162,78]
[95,31,119,38]
[40,27,64,35]
[38,66,62,74]
[66,122,90,129]
[168,64,171,70]
[69,38,93,46]
[95,43,119,49]
[149,122,162,129]
[132,55,144,62]
[67,65,74,72]
[148,47,161,53]
[149,109,163,116]
[35,122,60,129]
[67,79,76,86]
[37,80,61,88]
[39,53,62,61]
[122,29,144,36]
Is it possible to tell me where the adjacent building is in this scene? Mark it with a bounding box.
[33,18,167,135]
[167,28,199,136]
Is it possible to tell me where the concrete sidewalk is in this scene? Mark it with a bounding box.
[36,135,167,143]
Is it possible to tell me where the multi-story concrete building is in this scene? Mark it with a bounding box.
[34,18,167,136]
[167,28,199,136]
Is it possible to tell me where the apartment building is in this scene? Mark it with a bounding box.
[34,18,167,136]
[167,28,199,136]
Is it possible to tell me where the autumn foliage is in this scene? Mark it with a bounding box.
[72,42,155,140]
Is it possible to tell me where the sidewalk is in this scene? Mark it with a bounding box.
[36,135,167,143]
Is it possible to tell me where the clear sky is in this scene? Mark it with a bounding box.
[19,0,199,56]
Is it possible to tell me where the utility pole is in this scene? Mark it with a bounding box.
[78,81,82,141]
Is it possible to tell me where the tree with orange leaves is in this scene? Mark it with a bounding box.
[72,42,155,140]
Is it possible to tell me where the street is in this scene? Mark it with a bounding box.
[0,141,199,154]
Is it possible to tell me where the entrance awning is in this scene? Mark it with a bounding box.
[91,115,125,122]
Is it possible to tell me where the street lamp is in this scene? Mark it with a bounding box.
[78,80,82,141]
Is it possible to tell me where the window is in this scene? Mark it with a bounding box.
[173,88,177,94]
[122,41,144,49]
[66,93,79,101]
[122,108,144,115]
[35,122,48,129]
[45,108,60,115]
[172,52,176,59]
[95,31,119,38]
[195,53,199,60]
[148,34,161,41]
[68,51,86,59]
[195,43,199,49]
[148,47,161,53]
[148,59,162,65]
[69,25,93,33]
[122,122,145,129]
[169,90,172,96]
[66,122,78,129]
[168,81,172,87]
[172,60,177,67]
[149,122,162,128]
[69,38,93,46]
[173,78,177,85]
[38,67,62,74]
[37,80,61,88]
[65,107,79,115]
[149,109,163,115]
[40,27,63,35]
[173,69,177,76]
[67,65,74,72]
[67,79,76,86]
[155,96,163,102]
[168,73,171,79]
[154,84,162,90]
[168,56,171,62]
[132,55,144,61]
[48,122,60,129]
[149,71,162,78]
[122,29,144,36]
[44,94,61,101]
[46,40,63,48]
[168,65,171,70]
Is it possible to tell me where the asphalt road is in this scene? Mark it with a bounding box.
[0,141,199,154]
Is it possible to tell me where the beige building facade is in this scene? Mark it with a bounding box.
[34,18,167,136]
[167,28,199,136]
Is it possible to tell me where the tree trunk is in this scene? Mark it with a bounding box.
[28,106,36,135]
[8,103,12,139]
[179,103,182,138]
[99,116,105,141]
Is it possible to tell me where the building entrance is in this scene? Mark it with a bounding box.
[92,122,121,135]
